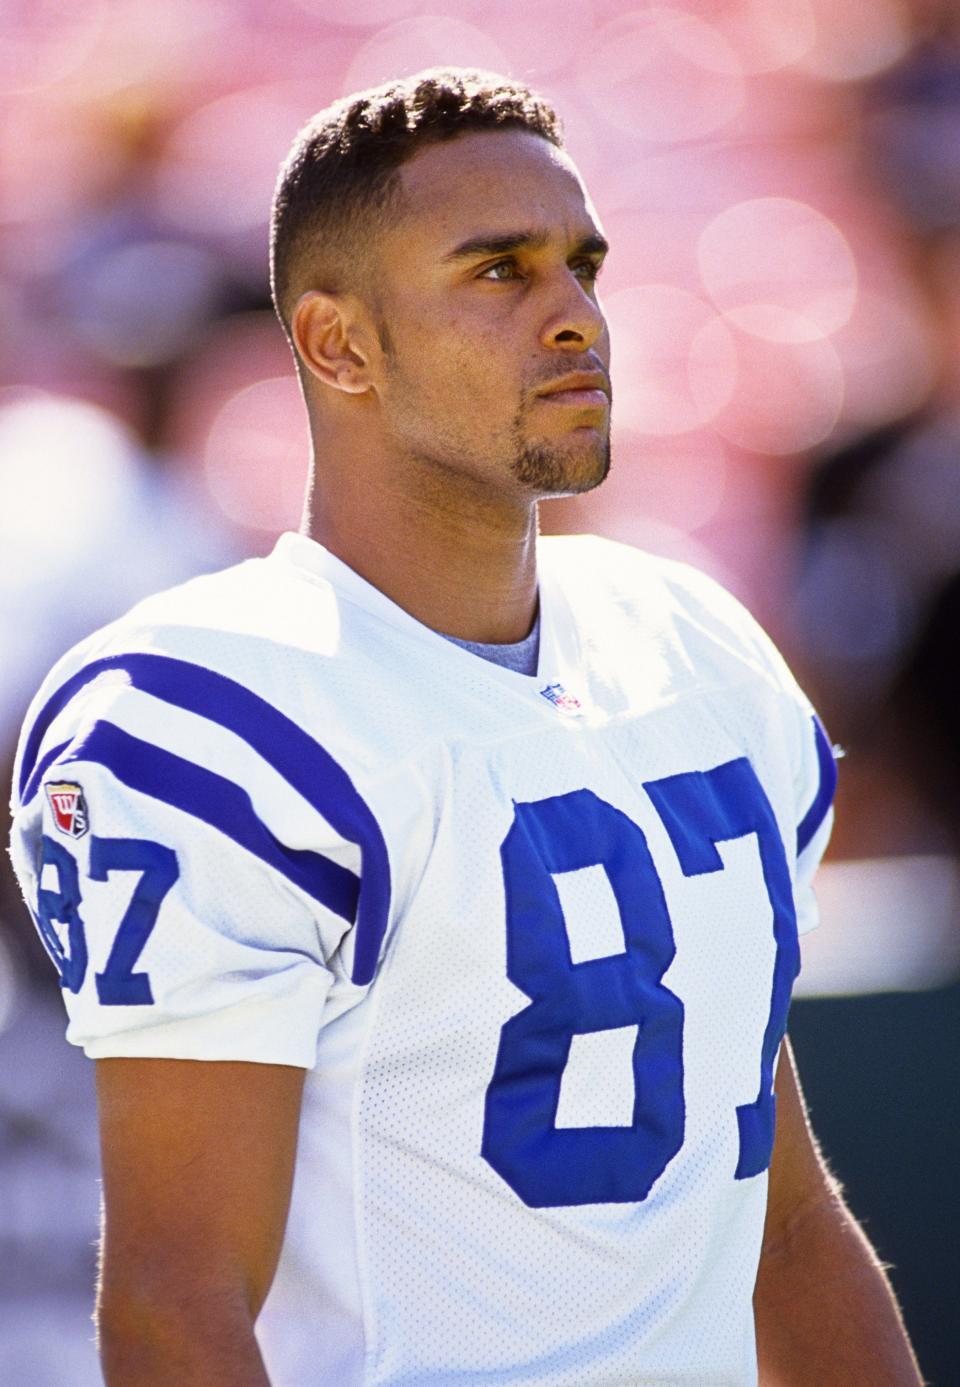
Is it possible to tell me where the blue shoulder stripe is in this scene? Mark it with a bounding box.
[19,653,390,986]
[23,740,72,806]
[60,720,360,922]
[796,714,838,856]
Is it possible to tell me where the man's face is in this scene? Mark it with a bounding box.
[369,129,611,499]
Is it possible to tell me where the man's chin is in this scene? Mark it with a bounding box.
[511,436,611,497]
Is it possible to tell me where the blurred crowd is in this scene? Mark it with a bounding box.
[1,1,959,1383]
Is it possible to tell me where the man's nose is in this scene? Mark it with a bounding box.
[540,271,607,353]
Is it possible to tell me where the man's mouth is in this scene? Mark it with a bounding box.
[534,371,610,409]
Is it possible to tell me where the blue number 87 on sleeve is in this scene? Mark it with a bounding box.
[35,835,178,1006]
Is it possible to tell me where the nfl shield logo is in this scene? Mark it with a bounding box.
[45,782,89,839]
[539,681,583,715]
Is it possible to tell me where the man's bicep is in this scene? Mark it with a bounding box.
[763,1037,836,1253]
[96,1057,306,1320]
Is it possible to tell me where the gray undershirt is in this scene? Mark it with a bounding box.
[444,609,541,676]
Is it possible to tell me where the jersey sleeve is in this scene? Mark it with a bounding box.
[790,708,837,936]
[732,590,839,937]
[656,554,839,934]
[9,655,377,1067]
[741,612,838,937]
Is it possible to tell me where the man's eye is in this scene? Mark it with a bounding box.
[573,259,602,282]
[479,260,520,281]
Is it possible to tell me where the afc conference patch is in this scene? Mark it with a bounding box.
[45,781,89,839]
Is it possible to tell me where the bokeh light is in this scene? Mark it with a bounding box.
[0,93,111,227]
[342,16,510,93]
[68,0,234,94]
[576,8,744,143]
[598,208,704,295]
[156,83,320,240]
[0,0,106,95]
[164,312,295,489]
[697,197,858,343]
[456,0,599,79]
[833,287,938,428]
[291,0,424,27]
[709,324,845,454]
[606,284,737,435]
[797,0,911,82]
[715,0,816,75]
[611,430,728,533]
[203,376,309,533]
[0,392,140,569]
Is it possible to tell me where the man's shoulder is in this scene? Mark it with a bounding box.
[99,545,336,652]
[11,547,350,810]
[541,529,723,589]
[29,543,340,699]
[540,531,754,627]
[540,532,800,695]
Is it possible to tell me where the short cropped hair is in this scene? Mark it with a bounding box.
[269,67,563,340]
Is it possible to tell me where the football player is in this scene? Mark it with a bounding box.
[10,69,922,1387]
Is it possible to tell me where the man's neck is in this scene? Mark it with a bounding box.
[305,458,540,645]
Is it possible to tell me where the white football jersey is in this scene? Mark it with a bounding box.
[9,532,836,1387]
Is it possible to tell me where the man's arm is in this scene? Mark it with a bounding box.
[754,1038,923,1386]
[95,1056,306,1387]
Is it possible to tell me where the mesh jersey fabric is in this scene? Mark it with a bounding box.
[9,531,836,1387]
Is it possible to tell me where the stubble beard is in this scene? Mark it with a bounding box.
[380,353,612,498]
[509,408,612,497]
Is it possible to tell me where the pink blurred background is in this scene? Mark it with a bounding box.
[1,2,958,1383]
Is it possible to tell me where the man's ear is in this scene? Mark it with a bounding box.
[291,290,374,395]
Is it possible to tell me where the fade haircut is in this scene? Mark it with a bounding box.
[269,68,563,343]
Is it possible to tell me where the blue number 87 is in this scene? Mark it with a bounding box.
[35,836,177,1005]
[482,757,799,1207]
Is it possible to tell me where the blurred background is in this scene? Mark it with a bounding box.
[1,0,957,1382]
